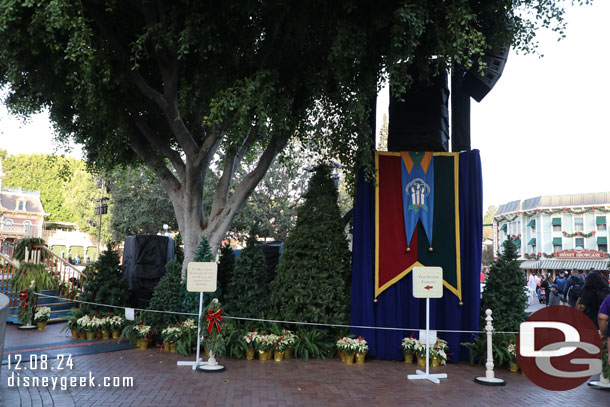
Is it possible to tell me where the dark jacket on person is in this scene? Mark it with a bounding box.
[578,271,610,328]
[554,276,567,294]
[565,275,585,308]
[548,290,561,306]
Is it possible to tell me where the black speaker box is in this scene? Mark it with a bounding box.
[388,72,449,152]
[461,47,509,102]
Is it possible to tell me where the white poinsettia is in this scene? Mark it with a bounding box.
[34,306,51,323]
[401,336,420,353]
[132,324,151,339]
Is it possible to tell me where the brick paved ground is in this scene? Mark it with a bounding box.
[1,347,609,407]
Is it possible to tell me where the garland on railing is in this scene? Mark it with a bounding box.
[562,231,596,238]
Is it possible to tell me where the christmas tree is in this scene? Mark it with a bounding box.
[180,236,219,314]
[269,165,351,325]
[217,242,235,303]
[80,249,129,314]
[225,235,268,318]
[480,238,528,331]
[145,260,183,332]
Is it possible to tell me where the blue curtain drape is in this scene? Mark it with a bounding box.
[350,150,482,361]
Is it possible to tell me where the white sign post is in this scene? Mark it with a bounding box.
[177,262,217,371]
[408,266,448,384]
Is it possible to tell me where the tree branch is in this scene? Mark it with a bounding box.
[84,2,199,158]
[210,134,286,226]
[209,133,254,219]
[132,117,186,182]
[126,132,181,200]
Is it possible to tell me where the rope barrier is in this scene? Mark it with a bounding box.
[34,292,519,335]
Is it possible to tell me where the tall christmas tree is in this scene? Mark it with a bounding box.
[480,238,528,331]
[180,236,219,314]
[217,242,235,304]
[269,165,351,325]
[145,260,183,332]
[80,249,129,314]
[225,235,268,318]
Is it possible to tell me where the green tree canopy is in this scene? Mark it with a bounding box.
[0,0,584,267]
[106,166,178,242]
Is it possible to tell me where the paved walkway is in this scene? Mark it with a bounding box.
[1,346,609,406]
[2,322,610,406]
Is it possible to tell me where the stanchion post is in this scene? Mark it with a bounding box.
[474,309,505,386]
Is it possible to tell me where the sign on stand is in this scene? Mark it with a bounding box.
[408,266,448,384]
[177,262,219,371]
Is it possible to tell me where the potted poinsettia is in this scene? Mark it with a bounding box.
[354,337,369,364]
[401,336,420,363]
[132,324,152,349]
[431,338,449,367]
[414,341,427,367]
[336,337,357,364]
[243,331,259,360]
[109,315,125,338]
[281,329,297,359]
[255,333,277,361]
[273,335,291,362]
[161,325,182,352]
[507,342,518,372]
[34,306,51,330]
[175,318,198,356]
[99,316,112,339]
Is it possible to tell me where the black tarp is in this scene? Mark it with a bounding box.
[123,235,174,307]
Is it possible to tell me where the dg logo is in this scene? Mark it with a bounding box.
[517,306,602,391]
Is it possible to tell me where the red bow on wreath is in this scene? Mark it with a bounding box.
[19,290,29,307]
[206,309,223,334]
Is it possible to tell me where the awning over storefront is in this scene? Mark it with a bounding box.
[539,259,609,270]
[597,216,607,225]
[552,237,562,245]
[551,218,562,226]
[527,219,535,227]
[598,237,607,244]
[528,238,536,245]
[514,239,521,246]
[500,224,507,231]
[521,260,541,269]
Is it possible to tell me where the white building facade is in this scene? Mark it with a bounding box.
[494,192,609,275]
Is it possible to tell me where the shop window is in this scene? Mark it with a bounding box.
[553,244,562,253]
[575,238,584,250]
[4,219,12,226]
[23,220,31,234]
[598,223,607,232]
[552,218,561,232]
[17,201,24,211]
[574,218,584,232]
[598,244,608,253]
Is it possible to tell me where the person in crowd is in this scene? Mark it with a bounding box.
[548,284,562,306]
[577,269,610,328]
[67,256,73,265]
[598,295,610,365]
[554,271,567,295]
[540,275,550,306]
[527,272,539,302]
[75,255,80,265]
[564,271,585,308]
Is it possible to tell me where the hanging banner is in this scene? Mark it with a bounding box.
[375,152,461,300]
